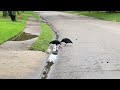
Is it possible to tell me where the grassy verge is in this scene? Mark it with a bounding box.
[0,11,54,52]
[23,11,41,21]
[29,23,53,52]
[0,11,36,45]
[65,11,120,22]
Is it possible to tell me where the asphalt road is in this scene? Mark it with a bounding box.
[37,11,120,79]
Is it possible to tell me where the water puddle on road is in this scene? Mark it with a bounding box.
[11,32,38,41]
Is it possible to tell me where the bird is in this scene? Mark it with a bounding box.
[49,40,61,46]
[61,38,73,46]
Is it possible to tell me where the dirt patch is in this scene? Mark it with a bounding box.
[11,32,38,41]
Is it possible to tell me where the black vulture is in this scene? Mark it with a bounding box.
[61,38,73,45]
[49,40,61,46]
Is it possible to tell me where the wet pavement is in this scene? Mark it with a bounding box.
[37,11,120,79]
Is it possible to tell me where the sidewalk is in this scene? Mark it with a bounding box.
[0,16,48,79]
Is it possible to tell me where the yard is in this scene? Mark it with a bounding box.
[65,11,120,22]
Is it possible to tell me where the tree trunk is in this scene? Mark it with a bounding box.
[106,11,116,13]
[8,11,16,21]
[3,11,8,17]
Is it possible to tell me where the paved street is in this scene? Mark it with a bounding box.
[38,11,120,79]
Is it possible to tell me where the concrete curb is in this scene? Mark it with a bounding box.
[37,14,60,79]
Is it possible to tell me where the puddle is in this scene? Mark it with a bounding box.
[11,32,38,41]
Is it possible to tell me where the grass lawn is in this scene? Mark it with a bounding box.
[0,11,37,45]
[29,23,53,52]
[0,11,54,52]
[28,12,53,52]
[65,11,120,22]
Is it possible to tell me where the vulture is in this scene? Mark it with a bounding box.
[61,38,73,45]
[49,40,61,46]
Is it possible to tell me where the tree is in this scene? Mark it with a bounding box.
[106,11,117,13]
[8,11,16,21]
[3,11,8,17]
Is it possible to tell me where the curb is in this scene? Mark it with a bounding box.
[37,13,60,79]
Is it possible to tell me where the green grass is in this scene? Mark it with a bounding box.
[29,23,53,52]
[23,11,41,21]
[0,11,54,52]
[0,11,36,45]
[65,11,120,22]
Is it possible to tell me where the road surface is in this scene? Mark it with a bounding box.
[38,11,120,79]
